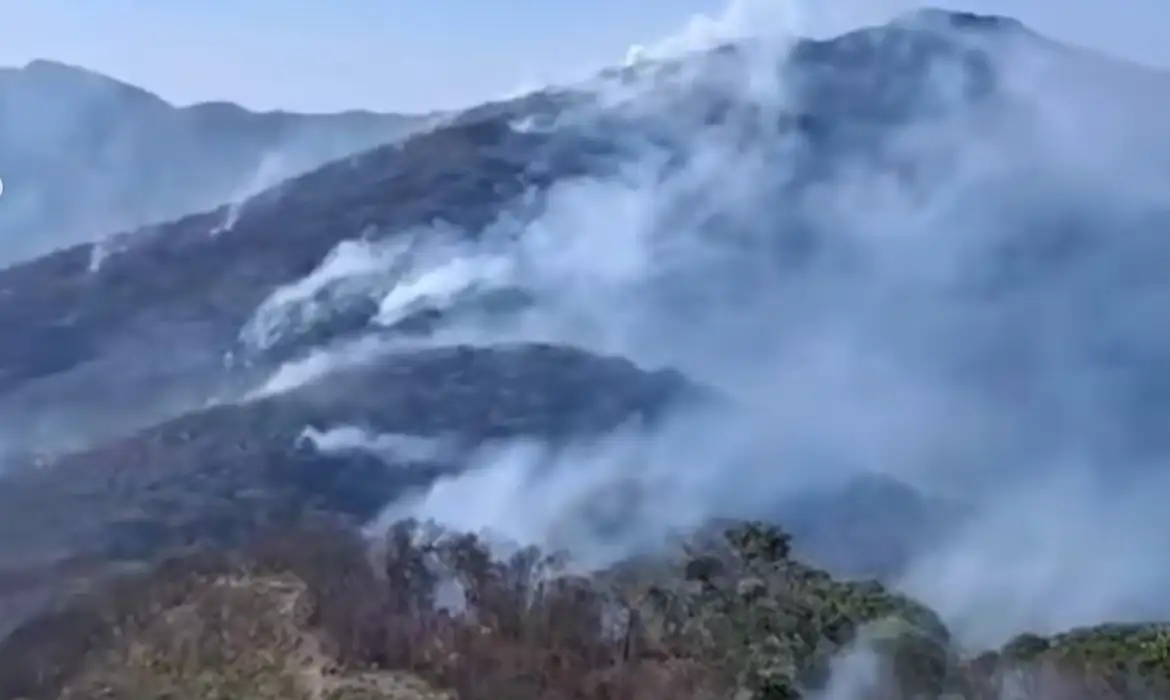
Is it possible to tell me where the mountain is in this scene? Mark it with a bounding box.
[0,59,436,263]
[2,8,1170,698]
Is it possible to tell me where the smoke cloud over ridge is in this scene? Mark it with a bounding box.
[233,0,1170,659]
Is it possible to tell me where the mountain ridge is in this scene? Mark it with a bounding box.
[0,8,1169,698]
[0,59,440,263]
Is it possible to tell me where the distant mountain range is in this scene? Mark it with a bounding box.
[0,59,438,263]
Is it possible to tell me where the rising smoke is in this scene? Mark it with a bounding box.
[242,0,1170,662]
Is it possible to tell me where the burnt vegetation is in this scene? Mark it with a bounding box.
[1,518,1166,700]
[3,9,1170,700]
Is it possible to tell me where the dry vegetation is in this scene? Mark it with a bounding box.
[0,518,1166,700]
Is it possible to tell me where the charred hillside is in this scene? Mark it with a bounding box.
[0,9,1169,699]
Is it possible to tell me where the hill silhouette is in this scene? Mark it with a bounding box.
[0,59,435,263]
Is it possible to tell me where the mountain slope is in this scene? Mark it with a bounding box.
[0,13,1020,452]
[3,9,1170,469]
[0,59,434,263]
[0,116,595,454]
[1,9,1170,693]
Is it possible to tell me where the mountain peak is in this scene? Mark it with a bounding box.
[11,58,171,108]
[22,58,89,73]
[893,7,1031,37]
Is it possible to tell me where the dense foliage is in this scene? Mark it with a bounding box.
[1,518,1167,700]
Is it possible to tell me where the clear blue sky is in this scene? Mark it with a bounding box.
[0,0,1166,114]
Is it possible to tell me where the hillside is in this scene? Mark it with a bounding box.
[4,520,1168,699]
[1,7,1170,699]
[0,59,434,263]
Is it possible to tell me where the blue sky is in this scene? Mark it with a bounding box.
[0,1,1166,113]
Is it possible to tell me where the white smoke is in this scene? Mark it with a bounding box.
[240,235,413,352]
[626,0,807,65]
[208,150,291,235]
[299,425,450,464]
[240,0,1170,667]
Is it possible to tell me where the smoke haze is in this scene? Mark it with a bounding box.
[0,60,431,263]
[234,0,1170,658]
[2,6,1170,690]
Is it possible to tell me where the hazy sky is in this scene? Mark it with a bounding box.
[0,1,1167,114]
